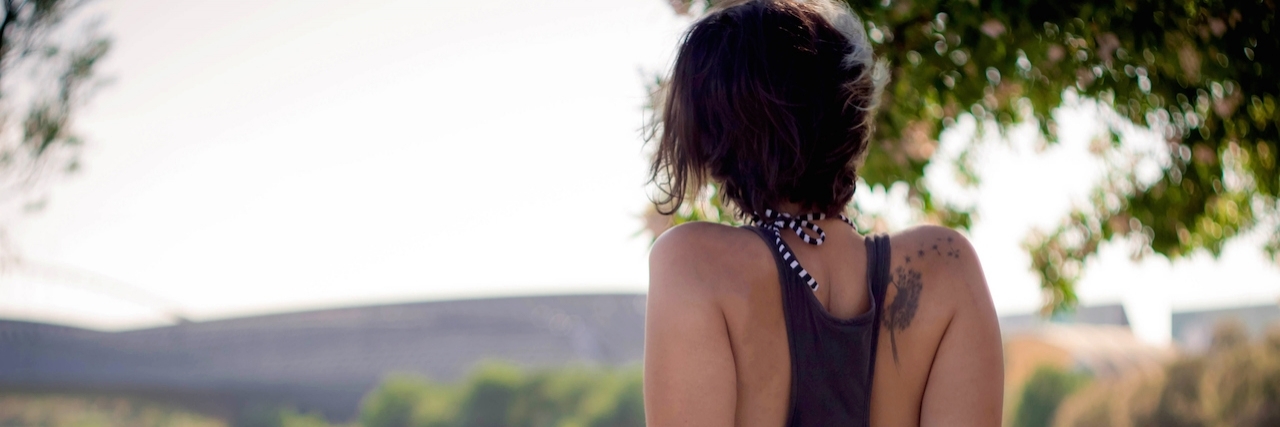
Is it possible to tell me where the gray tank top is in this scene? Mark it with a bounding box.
[743,213,890,426]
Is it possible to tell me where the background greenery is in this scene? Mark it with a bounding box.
[356,364,643,427]
[1011,365,1091,427]
[1010,321,1280,427]
[0,0,111,262]
[0,392,227,427]
[5,324,1277,427]
[0,364,644,427]
[653,0,1279,314]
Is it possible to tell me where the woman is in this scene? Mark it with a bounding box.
[642,1,1003,425]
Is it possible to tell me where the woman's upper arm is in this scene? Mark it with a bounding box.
[918,233,1004,426]
[644,227,738,427]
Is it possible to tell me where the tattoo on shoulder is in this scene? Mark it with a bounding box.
[884,266,921,366]
[884,236,962,366]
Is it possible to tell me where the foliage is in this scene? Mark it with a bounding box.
[1011,365,1090,427]
[360,376,442,427]
[1051,320,1280,427]
[0,392,226,427]
[277,410,336,427]
[236,406,345,427]
[0,0,109,259]
[360,363,645,427]
[653,0,1279,313]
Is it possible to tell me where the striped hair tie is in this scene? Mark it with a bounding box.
[754,209,857,291]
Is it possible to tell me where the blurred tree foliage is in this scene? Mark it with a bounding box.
[652,0,1279,313]
[0,0,109,258]
[1050,320,1280,427]
[360,363,644,427]
[0,392,226,427]
[1011,365,1090,427]
[237,405,345,427]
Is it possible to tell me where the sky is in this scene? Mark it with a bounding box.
[2,0,1277,344]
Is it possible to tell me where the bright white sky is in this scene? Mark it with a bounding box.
[2,0,1277,344]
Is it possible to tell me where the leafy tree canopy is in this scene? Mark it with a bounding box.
[653,0,1278,313]
[0,0,110,258]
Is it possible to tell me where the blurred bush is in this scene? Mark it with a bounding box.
[360,363,643,427]
[236,405,349,427]
[0,392,225,427]
[1011,366,1090,427]
[0,364,643,427]
[1047,320,1280,427]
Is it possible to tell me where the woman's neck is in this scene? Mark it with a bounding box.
[770,202,848,220]
[775,201,810,216]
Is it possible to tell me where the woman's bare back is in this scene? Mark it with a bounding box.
[644,219,1002,426]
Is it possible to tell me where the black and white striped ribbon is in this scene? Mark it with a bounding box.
[755,209,857,291]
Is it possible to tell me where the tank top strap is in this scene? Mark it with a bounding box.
[864,233,891,391]
[864,233,892,315]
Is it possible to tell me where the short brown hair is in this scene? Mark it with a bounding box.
[648,0,883,220]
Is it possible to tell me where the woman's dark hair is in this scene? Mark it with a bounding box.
[648,0,883,220]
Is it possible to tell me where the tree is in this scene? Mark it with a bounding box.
[1012,366,1089,427]
[357,366,646,427]
[649,0,1278,313]
[0,0,110,261]
[360,376,437,427]
[456,364,523,427]
[1051,320,1280,427]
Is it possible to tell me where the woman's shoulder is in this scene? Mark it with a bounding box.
[648,221,775,295]
[644,221,773,425]
[878,224,993,354]
[875,224,1004,425]
[649,221,773,270]
[887,224,985,281]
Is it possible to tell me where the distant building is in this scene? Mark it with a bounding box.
[1171,302,1280,353]
[0,294,647,421]
[997,303,1130,334]
[1004,324,1171,378]
[997,304,1168,385]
